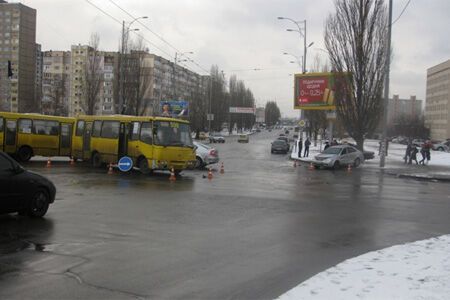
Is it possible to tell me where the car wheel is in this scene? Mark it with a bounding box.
[438,147,444,151]
[354,158,361,168]
[17,146,33,162]
[333,161,340,170]
[92,152,102,168]
[27,189,50,218]
[195,157,204,169]
[138,157,151,174]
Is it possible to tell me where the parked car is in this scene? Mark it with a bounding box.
[0,151,56,217]
[433,140,450,152]
[271,140,290,154]
[193,141,219,169]
[238,134,249,143]
[313,145,364,169]
[209,133,225,143]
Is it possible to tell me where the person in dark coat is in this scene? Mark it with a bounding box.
[303,138,311,157]
[324,141,330,151]
[409,146,419,165]
[404,143,412,164]
[298,138,303,158]
[419,144,427,165]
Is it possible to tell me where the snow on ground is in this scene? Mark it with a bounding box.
[277,235,450,300]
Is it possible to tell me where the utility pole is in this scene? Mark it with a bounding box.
[380,0,393,168]
[119,21,125,114]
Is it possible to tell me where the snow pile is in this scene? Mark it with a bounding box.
[277,235,450,300]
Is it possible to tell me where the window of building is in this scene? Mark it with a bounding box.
[92,121,102,137]
[18,119,32,134]
[101,121,119,139]
[75,120,85,136]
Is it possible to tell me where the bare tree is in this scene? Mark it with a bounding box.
[82,33,103,115]
[325,0,389,150]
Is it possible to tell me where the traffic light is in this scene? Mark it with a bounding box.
[8,60,13,78]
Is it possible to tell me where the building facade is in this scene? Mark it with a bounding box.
[35,43,42,111]
[42,50,71,115]
[387,95,423,125]
[425,59,450,140]
[0,1,37,112]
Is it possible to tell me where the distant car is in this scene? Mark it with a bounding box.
[209,133,225,143]
[197,132,208,140]
[193,141,219,169]
[238,134,249,143]
[433,141,450,152]
[313,145,364,169]
[279,133,286,137]
[271,140,290,154]
[285,130,290,135]
[256,129,261,132]
[0,152,56,217]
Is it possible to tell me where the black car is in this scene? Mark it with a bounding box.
[271,140,290,154]
[0,152,56,217]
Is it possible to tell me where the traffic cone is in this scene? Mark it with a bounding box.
[107,163,113,175]
[169,168,176,181]
[347,164,352,172]
[308,162,315,171]
[208,168,213,180]
[70,157,75,166]
[220,162,224,174]
[46,158,51,168]
[293,160,297,168]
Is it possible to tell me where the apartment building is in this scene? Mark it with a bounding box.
[425,59,450,140]
[0,1,37,112]
[35,43,42,111]
[387,95,423,125]
[42,50,71,115]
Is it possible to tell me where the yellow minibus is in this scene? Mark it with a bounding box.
[0,112,75,162]
[72,115,196,174]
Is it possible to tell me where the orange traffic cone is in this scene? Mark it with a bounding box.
[70,157,75,166]
[208,168,213,180]
[308,162,315,170]
[169,168,176,181]
[293,160,297,168]
[347,164,352,172]
[220,162,224,174]
[46,158,51,168]
[107,163,114,175]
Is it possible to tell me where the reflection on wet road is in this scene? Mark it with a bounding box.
[1,131,449,299]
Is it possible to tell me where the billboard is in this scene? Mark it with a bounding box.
[160,100,189,117]
[294,72,349,110]
[229,107,255,114]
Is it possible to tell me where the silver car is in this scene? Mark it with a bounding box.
[313,145,364,169]
[193,141,219,169]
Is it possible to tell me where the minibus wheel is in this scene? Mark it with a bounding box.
[138,157,151,174]
[18,146,33,162]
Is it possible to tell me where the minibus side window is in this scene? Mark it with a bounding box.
[76,120,85,136]
[92,121,102,137]
[18,119,32,134]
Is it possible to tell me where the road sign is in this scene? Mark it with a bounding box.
[298,120,306,128]
[207,113,214,121]
[118,156,133,172]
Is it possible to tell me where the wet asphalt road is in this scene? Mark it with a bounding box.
[1,130,450,299]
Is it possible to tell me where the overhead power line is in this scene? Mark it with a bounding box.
[392,0,412,25]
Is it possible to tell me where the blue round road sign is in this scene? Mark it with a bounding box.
[118,156,133,172]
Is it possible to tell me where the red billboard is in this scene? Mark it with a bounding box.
[294,72,348,110]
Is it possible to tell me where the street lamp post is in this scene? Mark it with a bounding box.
[119,16,148,114]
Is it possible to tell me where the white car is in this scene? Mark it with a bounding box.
[313,145,364,169]
[193,141,219,169]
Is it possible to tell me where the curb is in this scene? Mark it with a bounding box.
[384,171,450,182]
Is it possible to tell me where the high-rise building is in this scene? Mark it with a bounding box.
[69,44,90,116]
[387,95,423,125]
[425,59,450,140]
[35,43,42,111]
[42,50,71,115]
[0,1,37,112]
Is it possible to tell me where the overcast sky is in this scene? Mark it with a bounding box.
[17,0,450,117]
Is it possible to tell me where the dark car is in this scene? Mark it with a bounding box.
[271,140,290,154]
[0,152,56,217]
[277,136,290,144]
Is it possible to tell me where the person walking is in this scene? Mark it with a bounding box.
[298,138,303,158]
[409,145,419,165]
[304,138,311,157]
[324,141,330,151]
[419,144,426,165]
[424,140,432,164]
[404,143,412,164]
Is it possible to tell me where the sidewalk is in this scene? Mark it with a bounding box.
[289,139,450,181]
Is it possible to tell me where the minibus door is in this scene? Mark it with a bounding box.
[118,122,128,159]
[4,120,17,154]
[59,123,73,157]
[82,122,92,160]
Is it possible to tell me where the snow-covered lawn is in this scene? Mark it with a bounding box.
[277,235,450,300]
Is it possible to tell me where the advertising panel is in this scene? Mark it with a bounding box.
[294,72,349,110]
[160,100,189,117]
[229,107,256,114]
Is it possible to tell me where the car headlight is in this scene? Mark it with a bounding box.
[323,158,333,163]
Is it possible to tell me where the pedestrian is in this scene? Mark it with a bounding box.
[298,138,303,158]
[419,144,426,165]
[424,140,432,164]
[409,145,419,165]
[304,138,311,157]
[324,141,330,151]
[331,139,338,146]
[404,143,412,164]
